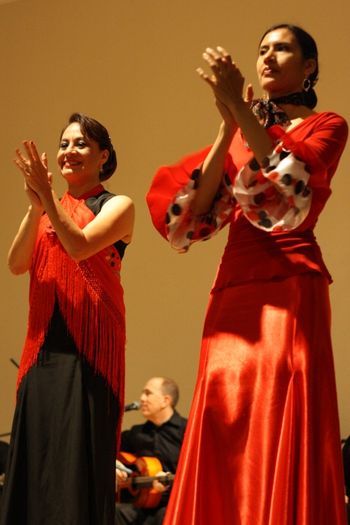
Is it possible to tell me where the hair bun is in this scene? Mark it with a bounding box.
[100,148,117,181]
[303,87,317,109]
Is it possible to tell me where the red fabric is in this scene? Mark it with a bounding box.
[147,146,217,239]
[17,185,125,424]
[147,112,348,286]
[146,112,348,524]
[166,275,346,525]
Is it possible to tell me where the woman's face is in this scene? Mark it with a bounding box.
[256,28,315,98]
[57,122,108,184]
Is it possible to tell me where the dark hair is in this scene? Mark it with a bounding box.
[260,24,319,109]
[160,377,180,408]
[61,113,117,181]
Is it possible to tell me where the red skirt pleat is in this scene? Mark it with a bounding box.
[164,273,347,525]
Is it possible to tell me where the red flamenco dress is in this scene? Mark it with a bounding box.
[0,185,126,525]
[147,112,348,525]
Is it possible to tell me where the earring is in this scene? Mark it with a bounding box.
[303,78,312,92]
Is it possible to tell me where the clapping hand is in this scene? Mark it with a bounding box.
[197,46,254,124]
[14,140,52,208]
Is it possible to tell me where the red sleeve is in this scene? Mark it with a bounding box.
[146,146,213,239]
[268,112,348,188]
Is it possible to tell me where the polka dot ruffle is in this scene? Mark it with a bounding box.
[165,142,312,252]
[166,168,234,253]
[233,144,312,232]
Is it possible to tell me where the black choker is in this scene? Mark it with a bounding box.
[270,92,306,106]
[251,91,306,128]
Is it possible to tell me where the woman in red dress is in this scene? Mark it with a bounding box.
[147,25,348,524]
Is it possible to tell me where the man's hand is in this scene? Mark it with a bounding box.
[115,459,129,492]
[152,471,170,493]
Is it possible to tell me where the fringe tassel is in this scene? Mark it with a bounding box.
[17,195,126,429]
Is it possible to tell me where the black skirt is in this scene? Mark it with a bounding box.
[0,304,119,525]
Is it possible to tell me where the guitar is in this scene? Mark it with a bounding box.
[116,451,175,508]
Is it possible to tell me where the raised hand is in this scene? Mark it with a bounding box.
[14,141,52,202]
[197,46,247,124]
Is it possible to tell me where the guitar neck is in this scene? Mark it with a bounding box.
[127,473,175,489]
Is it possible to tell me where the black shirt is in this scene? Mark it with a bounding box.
[120,411,187,474]
[85,189,127,259]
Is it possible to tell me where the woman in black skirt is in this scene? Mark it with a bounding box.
[1,113,134,525]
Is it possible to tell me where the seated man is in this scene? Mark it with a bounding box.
[115,377,187,525]
[0,440,9,505]
[342,436,350,524]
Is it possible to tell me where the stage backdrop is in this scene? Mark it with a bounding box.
[0,0,349,439]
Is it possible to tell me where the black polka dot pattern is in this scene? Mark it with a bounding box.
[295,180,305,194]
[258,211,273,229]
[171,203,182,216]
[166,166,235,252]
[281,174,292,185]
[254,193,266,205]
[104,248,121,273]
[279,150,291,161]
[233,143,312,232]
[249,158,260,171]
[191,169,201,189]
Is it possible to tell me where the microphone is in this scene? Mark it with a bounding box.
[10,358,19,369]
[124,401,140,412]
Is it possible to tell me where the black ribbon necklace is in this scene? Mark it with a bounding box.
[250,91,306,128]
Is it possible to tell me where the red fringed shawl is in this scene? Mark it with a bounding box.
[17,186,126,417]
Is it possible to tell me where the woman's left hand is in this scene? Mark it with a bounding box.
[15,140,52,198]
[197,46,246,112]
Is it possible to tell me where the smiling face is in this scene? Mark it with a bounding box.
[57,122,109,187]
[257,27,316,98]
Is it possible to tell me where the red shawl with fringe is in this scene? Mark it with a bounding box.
[17,185,125,417]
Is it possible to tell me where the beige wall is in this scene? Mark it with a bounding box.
[0,0,349,439]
